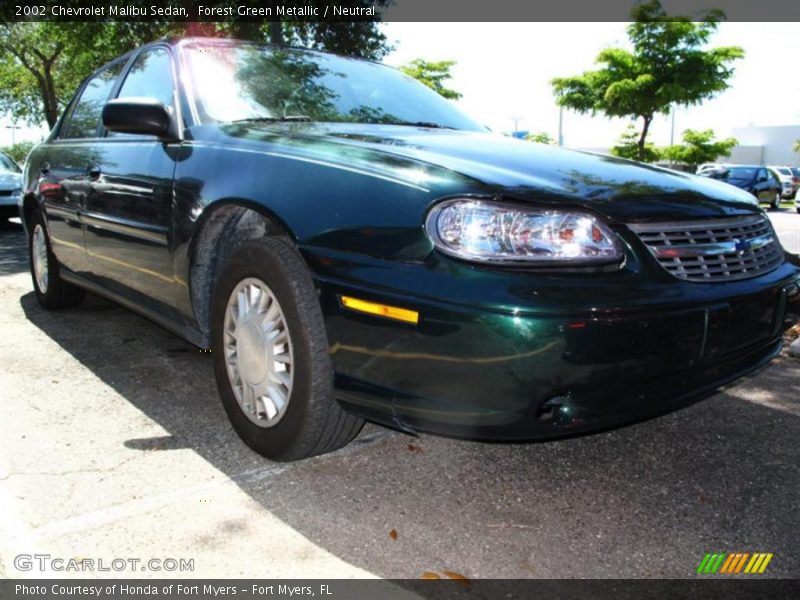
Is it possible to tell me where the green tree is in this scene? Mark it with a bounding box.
[525,132,555,144]
[399,59,462,100]
[611,124,661,162]
[661,129,736,170]
[552,0,743,161]
[0,22,177,128]
[794,139,800,154]
[1,140,35,165]
[227,1,392,58]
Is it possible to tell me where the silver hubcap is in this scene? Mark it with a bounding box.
[223,278,294,428]
[32,224,49,293]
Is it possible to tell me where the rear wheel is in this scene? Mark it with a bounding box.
[210,236,363,461]
[771,192,780,210]
[28,210,85,309]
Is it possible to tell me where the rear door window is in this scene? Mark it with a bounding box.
[62,61,125,139]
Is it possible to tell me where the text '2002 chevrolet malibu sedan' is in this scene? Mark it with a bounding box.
[20,38,800,461]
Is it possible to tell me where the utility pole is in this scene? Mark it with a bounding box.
[557,106,564,147]
[5,124,21,146]
[669,107,676,147]
[668,107,676,168]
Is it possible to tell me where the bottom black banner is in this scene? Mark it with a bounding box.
[2,579,799,600]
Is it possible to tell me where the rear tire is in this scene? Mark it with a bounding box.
[771,193,780,210]
[210,236,363,461]
[28,210,85,309]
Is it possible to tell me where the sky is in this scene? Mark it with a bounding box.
[382,22,800,149]
[2,22,798,149]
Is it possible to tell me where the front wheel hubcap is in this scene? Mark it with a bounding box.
[32,224,49,294]
[223,278,294,428]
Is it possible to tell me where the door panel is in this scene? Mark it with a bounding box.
[83,141,178,309]
[40,146,90,273]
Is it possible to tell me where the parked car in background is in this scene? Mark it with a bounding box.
[699,165,782,209]
[0,151,23,222]
[768,165,795,199]
[790,167,800,199]
[20,38,800,461]
[696,163,725,175]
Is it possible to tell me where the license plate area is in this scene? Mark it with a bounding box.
[724,288,782,351]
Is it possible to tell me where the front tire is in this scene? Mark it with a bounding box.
[210,236,363,461]
[28,210,85,309]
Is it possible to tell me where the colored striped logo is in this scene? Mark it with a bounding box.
[696,552,773,575]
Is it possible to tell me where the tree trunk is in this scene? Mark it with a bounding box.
[269,20,284,46]
[42,64,59,129]
[638,115,653,162]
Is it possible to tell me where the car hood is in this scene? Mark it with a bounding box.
[0,171,21,190]
[206,123,760,223]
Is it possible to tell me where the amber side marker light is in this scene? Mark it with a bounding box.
[339,295,419,325]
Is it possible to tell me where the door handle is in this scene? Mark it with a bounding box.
[87,166,101,180]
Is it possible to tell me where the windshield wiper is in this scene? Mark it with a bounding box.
[231,116,312,124]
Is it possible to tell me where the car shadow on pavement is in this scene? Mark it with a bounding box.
[18,290,800,579]
[0,220,28,276]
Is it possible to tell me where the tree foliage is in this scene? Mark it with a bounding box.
[525,132,555,144]
[661,128,737,169]
[0,22,179,128]
[0,11,391,129]
[399,59,462,100]
[610,124,661,162]
[794,139,800,154]
[1,140,36,165]
[552,0,743,161]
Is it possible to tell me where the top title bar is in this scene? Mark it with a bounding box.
[3,0,800,22]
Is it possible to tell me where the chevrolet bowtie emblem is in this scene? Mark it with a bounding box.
[733,238,751,255]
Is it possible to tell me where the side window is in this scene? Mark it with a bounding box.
[757,169,767,182]
[108,48,175,138]
[116,48,174,108]
[62,62,125,139]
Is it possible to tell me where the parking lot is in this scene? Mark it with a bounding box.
[1,209,799,580]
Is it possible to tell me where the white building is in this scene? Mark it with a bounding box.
[728,125,800,167]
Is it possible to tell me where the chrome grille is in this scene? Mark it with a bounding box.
[629,215,784,282]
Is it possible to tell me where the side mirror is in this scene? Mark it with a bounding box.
[102,97,180,141]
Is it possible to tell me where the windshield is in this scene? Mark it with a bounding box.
[775,167,792,176]
[0,152,19,173]
[181,41,485,131]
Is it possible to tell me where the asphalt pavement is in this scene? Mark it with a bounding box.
[1,211,798,580]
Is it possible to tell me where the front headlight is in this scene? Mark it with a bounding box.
[424,198,622,265]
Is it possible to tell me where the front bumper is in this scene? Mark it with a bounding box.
[307,247,800,440]
[0,193,21,218]
[0,204,19,219]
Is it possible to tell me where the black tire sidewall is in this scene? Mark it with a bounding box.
[211,238,331,460]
